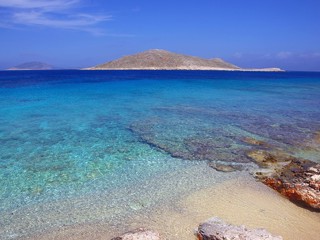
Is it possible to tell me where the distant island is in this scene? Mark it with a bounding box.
[7,61,53,70]
[87,49,283,72]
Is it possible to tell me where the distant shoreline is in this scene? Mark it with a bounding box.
[83,67,284,72]
[3,68,285,72]
[5,50,285,72]
[87,49,284,72]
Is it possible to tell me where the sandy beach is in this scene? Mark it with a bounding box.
[21,173,320,240]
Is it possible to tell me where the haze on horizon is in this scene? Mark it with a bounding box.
[0,0,319,71]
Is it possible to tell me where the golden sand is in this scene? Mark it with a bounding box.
[146,176,320,240]
[30,175,320,240]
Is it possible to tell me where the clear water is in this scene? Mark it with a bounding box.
[0,70,319,239]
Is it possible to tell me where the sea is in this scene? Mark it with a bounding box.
[0,70,319,239]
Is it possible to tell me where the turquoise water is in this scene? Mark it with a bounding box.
[0,70,320,239]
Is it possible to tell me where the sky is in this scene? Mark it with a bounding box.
[0,0,320,71]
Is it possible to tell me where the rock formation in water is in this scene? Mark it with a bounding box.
[87,49,283,71]
[128,117,252,164]
[208,162,244,172]
[7,61,53,70]
[196,217,283,240]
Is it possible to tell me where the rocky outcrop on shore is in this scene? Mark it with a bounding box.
[88,49,283,71]
[111,228,160,240]
[246,142,320,210]
[196,217,282,240]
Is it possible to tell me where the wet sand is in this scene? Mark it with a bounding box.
[25,174,320,240]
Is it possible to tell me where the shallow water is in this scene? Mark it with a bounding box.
[0,70,319,239]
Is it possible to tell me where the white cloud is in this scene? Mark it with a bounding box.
[13,11,110,28]
[0,0,111,34]
[0,0,78,10]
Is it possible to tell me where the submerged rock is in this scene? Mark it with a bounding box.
[111,228,160,240]
[246,149,294,168]
[236,115,317,147]
[242,137,270,147]
[208,162,243,172]
[129,120,251,163]
[196,217,282,240]
[314,131,320,144]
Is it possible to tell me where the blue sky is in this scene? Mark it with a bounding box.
[0,0,320,70]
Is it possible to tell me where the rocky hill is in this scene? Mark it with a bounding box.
[88,49,282,71]
[7,62,53,70]
[89,49,241,70]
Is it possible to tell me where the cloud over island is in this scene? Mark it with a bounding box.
[0,0,111,34]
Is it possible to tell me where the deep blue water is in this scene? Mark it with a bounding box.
[0,70,320,239]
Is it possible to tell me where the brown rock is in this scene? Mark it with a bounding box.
[111,228,160,240]
[256,158,320,209]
